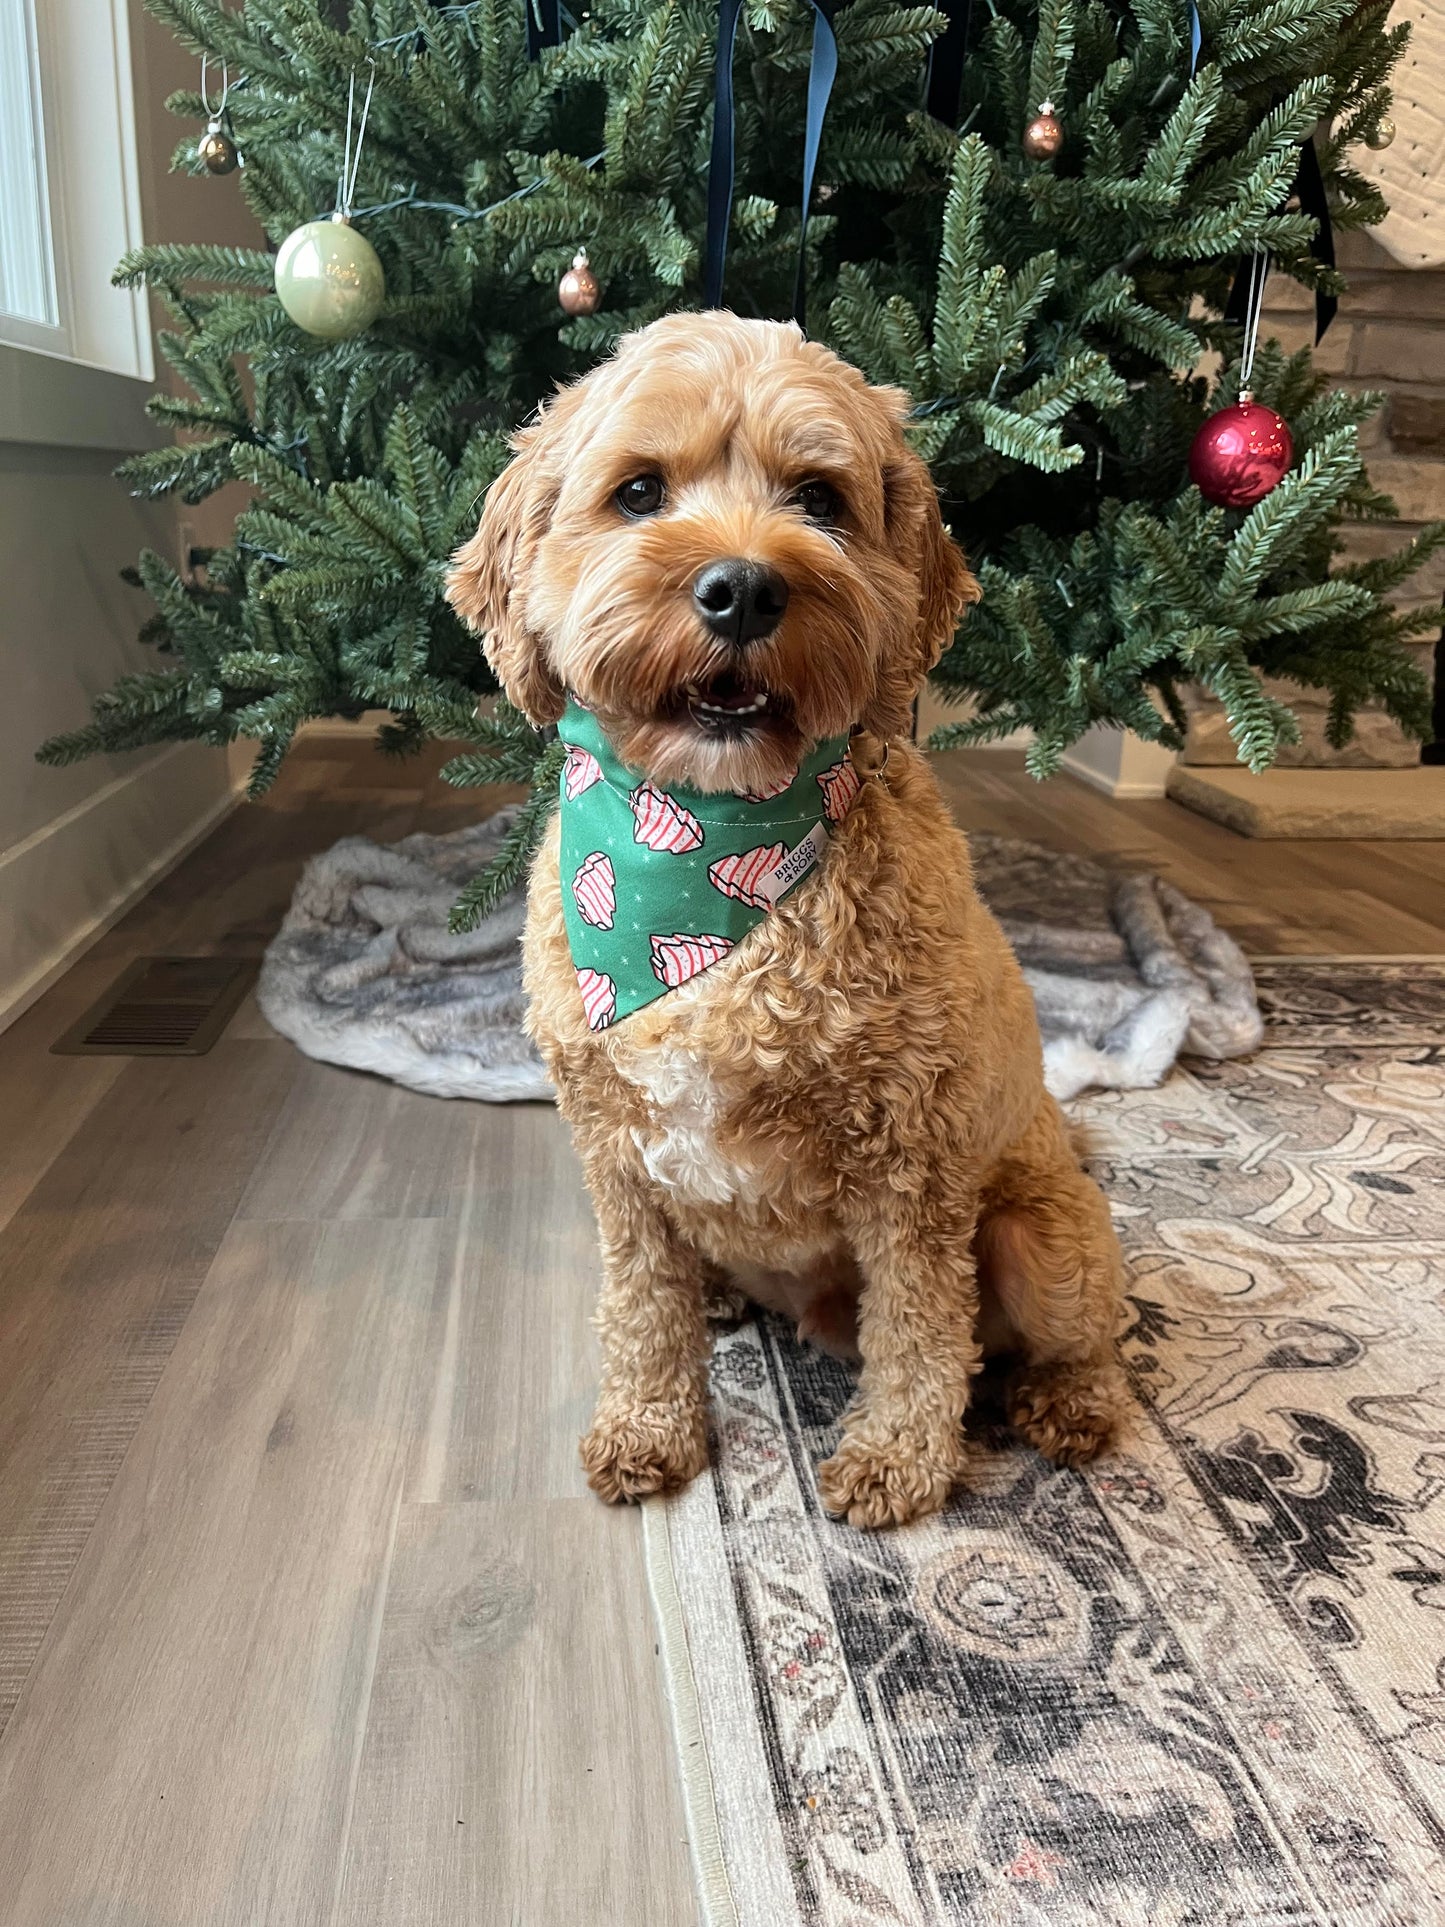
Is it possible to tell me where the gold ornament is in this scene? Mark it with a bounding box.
[197,118,238,175]
[1023,99,1064,160]
[1365,115,1396,151]
[558,248,601,317]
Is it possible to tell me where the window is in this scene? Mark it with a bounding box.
[0,0,151,379]
[0,0,57,328]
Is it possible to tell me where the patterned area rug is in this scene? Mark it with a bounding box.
[646,960,1445,1927]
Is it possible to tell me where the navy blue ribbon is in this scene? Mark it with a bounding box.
[1186,7,1334,344]
[704,0,840,327]
[525,0,562,62]
[1292,135,1338,342]
[792,0,839,323]
[703,0,745,310]
[926,0,973,125]
[1224,137,1337,343]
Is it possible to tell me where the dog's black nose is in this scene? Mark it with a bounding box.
[693,559,790,646]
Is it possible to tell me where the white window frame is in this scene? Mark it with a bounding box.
[0,0,152,381]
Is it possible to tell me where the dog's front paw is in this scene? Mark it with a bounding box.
[580,1402,709,1504]
[817,1430,963,1530]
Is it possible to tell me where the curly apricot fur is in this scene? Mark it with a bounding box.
[447,314,1126,1528]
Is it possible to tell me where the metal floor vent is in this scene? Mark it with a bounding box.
[52,956,256,1058]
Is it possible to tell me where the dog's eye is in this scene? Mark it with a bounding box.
[616,474,666,518]
[794,480,841,524]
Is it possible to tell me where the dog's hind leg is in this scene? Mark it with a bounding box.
[732,1251,864,1362]
[977,1095,1128,1467]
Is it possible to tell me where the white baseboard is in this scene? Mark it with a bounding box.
[0,743,243,1034]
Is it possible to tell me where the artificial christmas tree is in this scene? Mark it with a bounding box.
[39,0,1444,920]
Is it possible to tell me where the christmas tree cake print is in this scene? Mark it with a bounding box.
[563,745,604,799]
[630,781,703,853]
[708,844,786,910]
[576,967,616,1030]
[816,755,861,825]
[572,851,616,929]
[650,932,733,988]
[738,768,797,803]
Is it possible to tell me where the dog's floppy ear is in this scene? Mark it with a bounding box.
[863,441,980,740]
[445,412,567,726]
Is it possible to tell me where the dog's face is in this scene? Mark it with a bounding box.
[447,313,978,792]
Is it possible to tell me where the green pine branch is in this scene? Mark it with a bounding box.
[36,0,1437,828]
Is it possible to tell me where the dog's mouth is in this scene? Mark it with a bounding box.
[676,669,790,737]
[609,664,806,791]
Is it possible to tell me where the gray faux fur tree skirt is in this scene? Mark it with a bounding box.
[256,809,1263,1103]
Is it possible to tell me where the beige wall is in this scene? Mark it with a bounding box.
[130,0,260,554]
[0,2,262,1028]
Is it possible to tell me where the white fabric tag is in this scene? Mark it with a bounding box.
[758,819,830,907]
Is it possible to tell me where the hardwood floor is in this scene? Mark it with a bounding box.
[933,753,1445,956]
[0,735,1439,1925]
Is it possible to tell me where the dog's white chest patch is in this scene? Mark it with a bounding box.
[618,1039,760,1206]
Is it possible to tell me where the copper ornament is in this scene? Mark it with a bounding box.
[1023,100,1064,160]
[558,248,601,318]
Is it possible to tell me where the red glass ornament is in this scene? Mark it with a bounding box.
[1188,395,1293,509]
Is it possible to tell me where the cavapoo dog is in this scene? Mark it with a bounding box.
[447,311,1125,1528]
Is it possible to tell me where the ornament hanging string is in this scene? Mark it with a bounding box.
[1237,245,1268,399]
[201,54,231,122]
[337,65,377,221]
[703,0,840,327]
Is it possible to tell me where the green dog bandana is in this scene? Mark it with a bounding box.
[557,699,860,1030]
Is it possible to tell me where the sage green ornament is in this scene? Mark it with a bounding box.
[274,214,384,339]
